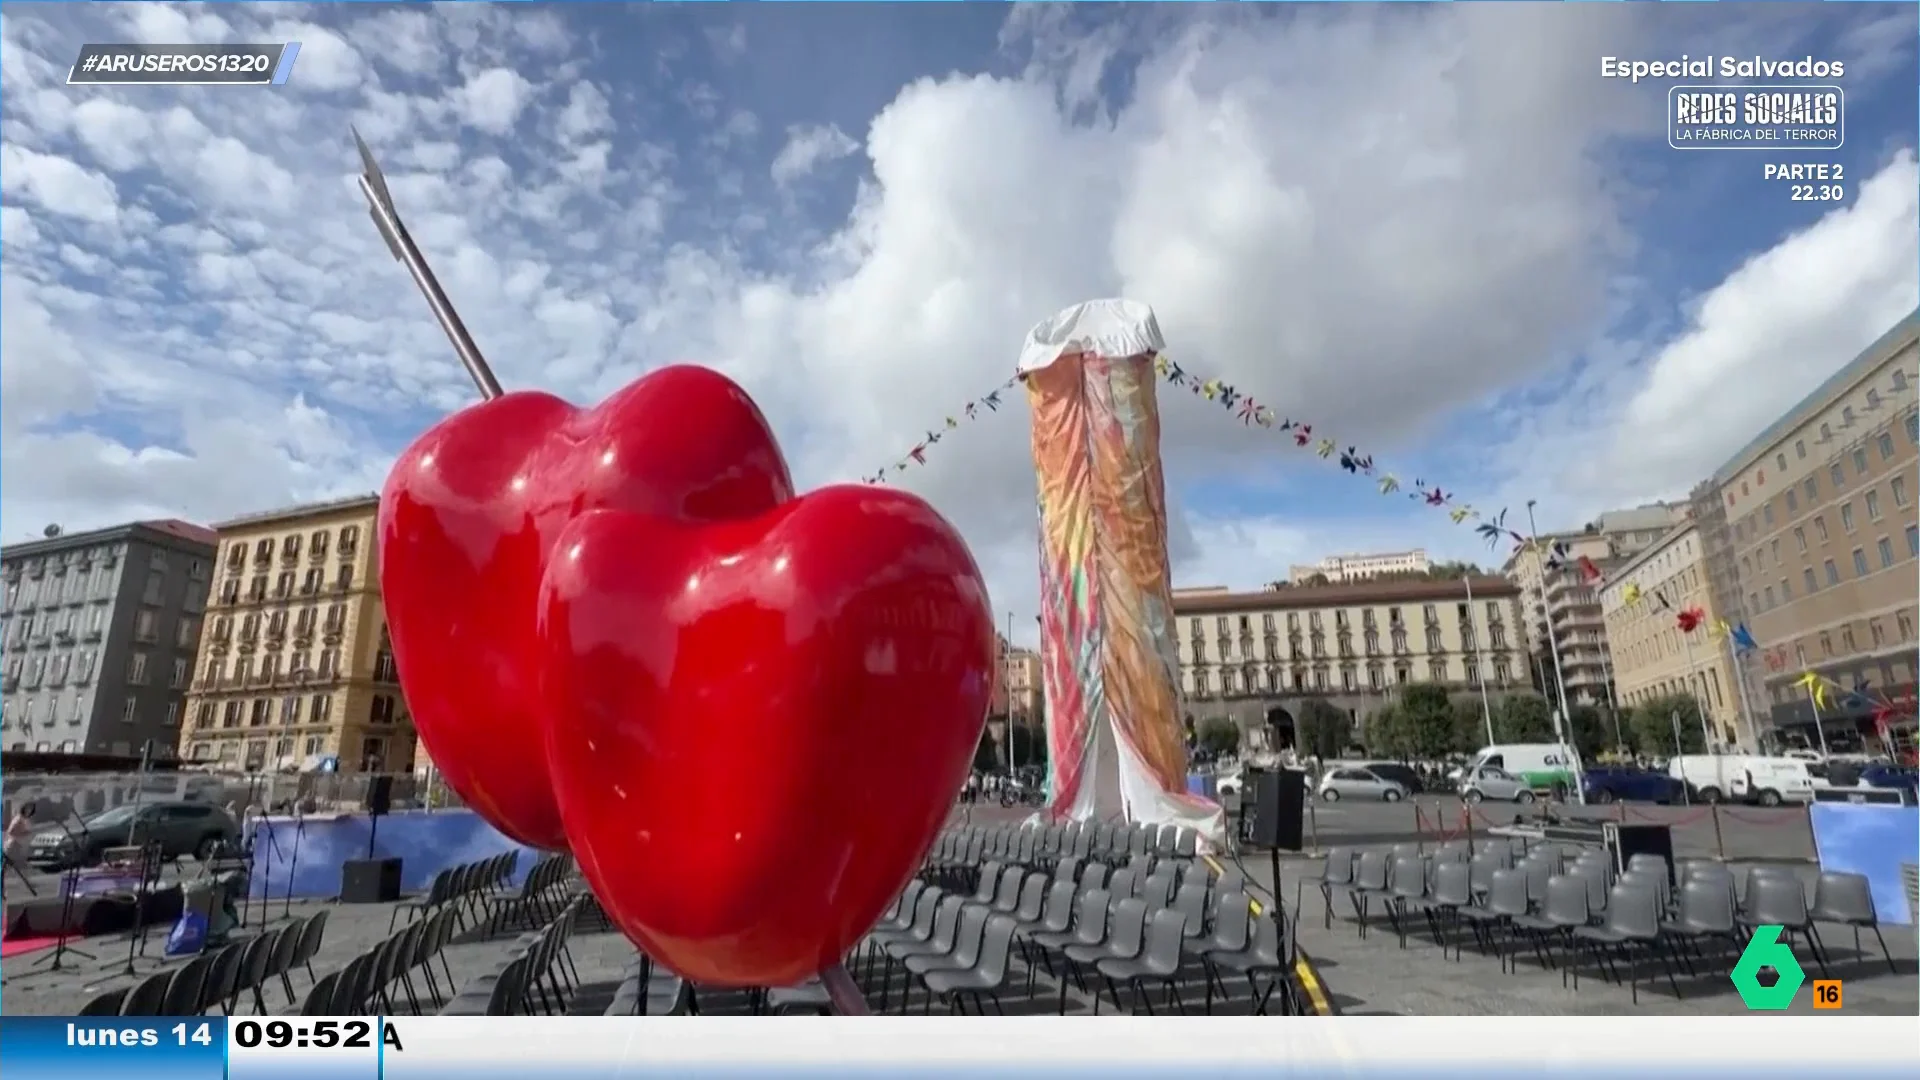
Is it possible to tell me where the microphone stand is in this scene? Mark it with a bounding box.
[118,839,162,975]
[282,808,306,920]
[26,816,98,972]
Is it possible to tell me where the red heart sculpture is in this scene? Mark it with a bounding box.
[379,366,794,849]
[538,486,994,986]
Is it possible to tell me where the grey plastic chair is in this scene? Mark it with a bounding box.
[921,912,1018,1013]
[1483,869,1538,974]
[879,895,966,1012]
[1387,854,1431,946]
[198,942,246,1014]
[1349,851,1392,937]
[1107,867,1138,902]
[1009,872,1049,923]
[1096,907,1188,1014]
[1467,852,1504,901]
[79,987,129,1015]
[1744,873,1830,977]
[1428,861,1474,960]
[1137,870,1175,909]
[290,908,330,985]
[1660,876,1741,976]
[1012,879,1078,990]
[1207,911,1290,1015]
[1809,871,1894,973]
[969,861,1007,905]
[904,905,992,1013]
[1079,862,1110,894]
[1574,883,1678,1003]
[1168,880,1210,943]
[299,971,339,1016]
[1063,897,1147,1012]
[1540,875,1592,988]
[987,869,1024,915]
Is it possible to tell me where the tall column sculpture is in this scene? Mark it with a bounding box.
[1020,299,1226,846]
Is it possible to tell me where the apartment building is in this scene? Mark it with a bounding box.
[1004,646,1043,725]
[1288,548,1431,584]
[1503,503,1688,710]
[1710,312,1918,747]
[1599,523,1744,746]
[1172,577,1526,747]
[180,495,414,774]
[0,520,217,756]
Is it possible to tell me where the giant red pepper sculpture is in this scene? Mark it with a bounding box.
[357,133,995,996]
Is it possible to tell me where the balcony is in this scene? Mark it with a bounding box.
[1,675,17,692]
[54,629,75,643]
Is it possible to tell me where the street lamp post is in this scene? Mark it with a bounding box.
[1526,500,1586,805]
[1463,573,1496,748]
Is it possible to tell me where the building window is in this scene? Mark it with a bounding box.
[1901,612,1915,640]
[1852,549,1869,577]
[127,652,148,685]
[195,703,214,730]
[1823,559,1840,586]
[1819,632,1833,657]
[1794,439,1806,459]
[1779,577,1791,601]
[1763,586,1775,609]
[1878,537,1895,568]
[309,693,332,724]
[1841,625,1857,653]
[1866,491,1882,520]
[121,698,137,723]
[1785,489,1797,513]
[1763,503,1774,526]
[171,657,187,689]
[1841,503,1856,533]
[1813,516,1829,542]
[1830,463,1844,489]
[1792,527,1806,553]
[1907,524,1918,557]
[1878,431,1895,460]
[1802,568,1818,594]
[1427,659,1448,683]
[1853,447,1869,475]
[1894,476,1909,507]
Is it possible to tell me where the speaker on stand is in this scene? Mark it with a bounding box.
[340,776,403,904]
[1246,769,1307,931]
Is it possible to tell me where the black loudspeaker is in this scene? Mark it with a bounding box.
[1249,769,1306,851]
[340,857,403,904]
[1603,823,1675,887]
[1813,785,1914,806]
[365,776,394,817]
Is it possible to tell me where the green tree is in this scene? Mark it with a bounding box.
[1197,717,1241,758]
[1629,694,1706,757]
[1566,704,1610,760]
[1295,697,1352,760]
[1452,698,1497,753]
[1495,694,1555,743]
[1398,685,1457,759]
[973,730,999,772]
[1364,704,1408,758]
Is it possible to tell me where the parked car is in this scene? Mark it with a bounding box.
[1459,766,1536,804]
[1352,761,1424,795]
[1581,766,1685,804]
[29,800,240,869]
[1861,763,1918,792]
[1316,766,1407,802]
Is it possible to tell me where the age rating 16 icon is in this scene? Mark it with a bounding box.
[1732,926,1840,1010]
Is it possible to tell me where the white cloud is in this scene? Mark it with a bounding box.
[1,3,1913,647]
[454,67,533,135]
[0,144,119,224]
[770,123,857,187]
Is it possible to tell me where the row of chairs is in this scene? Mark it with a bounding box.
[441,894,590,1016]
[304,904,461,1016]
[83,910,331,1017]
[1316,841,1892,1005]
[870,832,1294,1015]
[389,851,519,932]
[608,948,698,1016]
[928,820,1202,887]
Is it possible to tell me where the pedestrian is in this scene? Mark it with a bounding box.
[4,803,38,896]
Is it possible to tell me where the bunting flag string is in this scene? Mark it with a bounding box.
[865,351,1523,545]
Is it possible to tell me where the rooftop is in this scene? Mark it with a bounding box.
[1,517,218,560]
[213,493,381,532]
[1171,576,1516,614]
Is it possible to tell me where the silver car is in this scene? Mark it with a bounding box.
[1461,766,1537,804]
[1316,766,1407,802]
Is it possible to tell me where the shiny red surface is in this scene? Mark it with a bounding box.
[378,367,794,849]
[537,485,994,987]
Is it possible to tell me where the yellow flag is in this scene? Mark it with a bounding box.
[1378,475,1400,494]
[1709,619,1729,641]
[1449,507,1471,524]
[1315,438,1335,458]
[1622,583,1642,606]
[1154,355,1171,376]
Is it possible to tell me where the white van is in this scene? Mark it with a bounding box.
[1669,755,1814,806]
[1460,744,1580,797]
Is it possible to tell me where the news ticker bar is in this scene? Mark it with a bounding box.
[67,43,301,86]
[4,1015,1918,1080]
[1667,84,1844,151]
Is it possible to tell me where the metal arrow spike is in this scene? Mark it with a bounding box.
[353,127,503,401]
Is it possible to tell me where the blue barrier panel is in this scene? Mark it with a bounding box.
[1186,774,1218,800]
[1808,803,1919,926]
[245,809,543,899]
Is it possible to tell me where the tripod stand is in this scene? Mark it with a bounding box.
[27,829,98,973]
[116,840,163,976]
[2,848,36,896]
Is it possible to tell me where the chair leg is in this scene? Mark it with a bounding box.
[1802,925,1831,978]
[1868,924,1895,974]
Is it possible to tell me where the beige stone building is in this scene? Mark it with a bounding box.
[1599,523,1744,746]
[1172,577,1527,748]
[181,495,414,774]
[1503,504,1688,709]
[1710,312,1919,749]
[1287,548,1430,584]
[1004,646,1043,727]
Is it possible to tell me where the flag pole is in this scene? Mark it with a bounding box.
[1803,678,1832,759]
[1677,629,1717,753]
[1525,500,1585,804]
[1463,573,1496,747]
[1726,632,1761,752]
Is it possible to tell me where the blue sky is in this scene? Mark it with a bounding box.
[1,2,1916,636]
